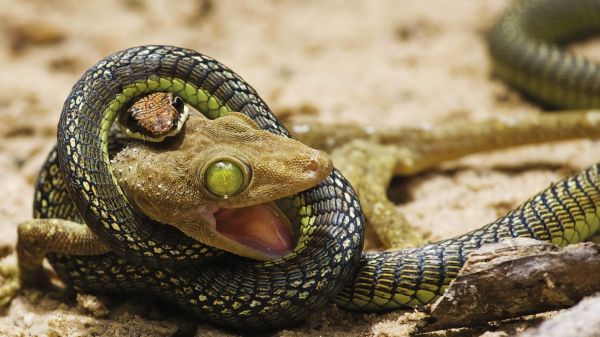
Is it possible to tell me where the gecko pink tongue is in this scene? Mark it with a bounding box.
[215,204,295,258]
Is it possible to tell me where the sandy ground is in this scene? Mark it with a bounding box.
[0,0,599,336]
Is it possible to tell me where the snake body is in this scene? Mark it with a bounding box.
[336,0,600,310]
[488,0,600,108]
[32,0,600,329]
[41,46,364,328]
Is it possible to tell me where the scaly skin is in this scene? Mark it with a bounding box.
[488,0,600,108]
[5,0,600,330]
[294,112,600,249]
[335,0,600,309]
[111,111,332,261]
[15,46,364,329]
[118,92,190,142]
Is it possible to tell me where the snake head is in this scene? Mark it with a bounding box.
[118,92,189,142]
[112,105,333,261]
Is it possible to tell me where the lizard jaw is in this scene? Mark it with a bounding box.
[199,201,296,261]
[215,202,295,260]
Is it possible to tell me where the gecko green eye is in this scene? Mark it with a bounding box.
[203,158,250,198]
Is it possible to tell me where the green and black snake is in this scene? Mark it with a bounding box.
[27,0,600,329]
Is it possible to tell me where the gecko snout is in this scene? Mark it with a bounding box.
[305,149,333,180]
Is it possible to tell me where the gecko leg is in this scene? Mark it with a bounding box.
[329,141,425,249]
[319,111,600,249]
[0,219,109,304]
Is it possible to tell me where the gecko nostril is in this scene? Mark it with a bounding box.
[307,158,320,172]
[306,150,331,173]
[305,150,324,173]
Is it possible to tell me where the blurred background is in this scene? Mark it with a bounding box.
[1,1,599,336]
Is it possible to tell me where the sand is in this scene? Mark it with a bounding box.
[0,0,599,336]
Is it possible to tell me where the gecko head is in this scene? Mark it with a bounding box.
[112,95,333,261]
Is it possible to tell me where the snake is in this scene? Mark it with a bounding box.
[22,0,600,330]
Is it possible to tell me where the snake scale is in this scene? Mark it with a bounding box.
[23,0,600,330]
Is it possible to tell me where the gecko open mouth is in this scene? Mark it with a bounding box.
[214,202,296,259]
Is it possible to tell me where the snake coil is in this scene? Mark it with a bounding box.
[33,0,600,330]
[48,46,364,328]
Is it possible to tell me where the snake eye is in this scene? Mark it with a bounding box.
[203,158,251,198]
[171,96,184,113]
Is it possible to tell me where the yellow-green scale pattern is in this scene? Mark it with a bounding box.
[29,0,600,328]
[44,45,365,329]
[335,0,600,311]
[100,77,230,190]
[335,165,600,310]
